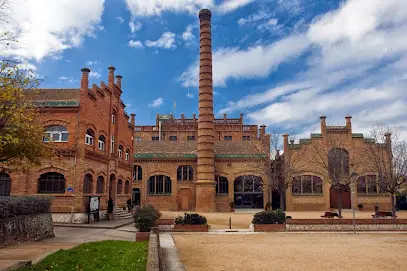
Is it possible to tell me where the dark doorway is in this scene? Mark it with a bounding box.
[132,188,140,206]
[109,174,116,201]
[330,184,351,209]
[234,175,264,209]
[272,190,281,210]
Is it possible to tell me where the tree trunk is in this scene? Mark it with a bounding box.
[338,188,343,218]
[391,193,396,219]
[280,191,285,211]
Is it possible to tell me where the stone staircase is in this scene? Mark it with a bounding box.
[103,205,133,220]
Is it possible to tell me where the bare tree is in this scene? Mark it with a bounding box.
[0,0,19,54]
[357,124,407,218]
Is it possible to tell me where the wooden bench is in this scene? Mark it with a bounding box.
[372,211,396,219]
[321,212,340,219]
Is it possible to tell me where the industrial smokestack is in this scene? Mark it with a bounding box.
[195,8,216,212]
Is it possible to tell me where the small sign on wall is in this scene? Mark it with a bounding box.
[67,187,74,192]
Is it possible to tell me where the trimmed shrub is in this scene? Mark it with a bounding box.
[174,213,207,225]
[0,196,53,219]
[133,204,161,232]
[252,210,286,224]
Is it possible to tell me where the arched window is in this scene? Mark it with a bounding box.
[177,165,193,181]
[0,173,11,196]
[98,136,105,151]
[124,180,130,194]
[83,174,93,194]
[292,175,323,195]
[38,172,66,194]
[133,165,142,181]
[43,125,69,142]
[117,179,123,194]
[216,175,228,194]
[110,135,115,153]
[96,176,104,194]
[118,145,123,158]
[148,175,171,195]
[112,110,116,124]
[125,149,130,161]
[328,148,349,181]
[357,175,381,194]
[85,129,94,146]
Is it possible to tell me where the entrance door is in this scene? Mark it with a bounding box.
[330,184,351,209]
[177,188,192,211]
[109,174,116,201]
[132,188,140,206]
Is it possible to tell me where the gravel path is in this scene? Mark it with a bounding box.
[173,233,407,271]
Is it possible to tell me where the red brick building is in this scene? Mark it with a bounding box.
[5,66,135,223]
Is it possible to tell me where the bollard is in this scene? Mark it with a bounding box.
[229,217,231,229]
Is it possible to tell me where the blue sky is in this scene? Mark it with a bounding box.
[4,0,407,140]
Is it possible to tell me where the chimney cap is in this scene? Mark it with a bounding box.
[320,115,327,119]
[116,75,122,78]
[260,124,266,128]
[283,133,289,137]
[130,113,136,117]
[384,132,392,137]
[199,9,211,20]
[108,66,116,71]
[345,115,352,119]
[81,67,90,73]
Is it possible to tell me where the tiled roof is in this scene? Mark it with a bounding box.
[27,89,80,101]
[134,140,267,159]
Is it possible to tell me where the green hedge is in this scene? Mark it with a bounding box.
[175,213,207,225]
[252,210,286,224]
[0,196,53,219]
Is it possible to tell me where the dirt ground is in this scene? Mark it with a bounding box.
[161,210,407,229]
[173,233,407,271]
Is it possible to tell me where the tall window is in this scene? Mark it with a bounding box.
[43,125,69,142]
[117,179,123,194]
[110,135,114,153]
[124,180,130,194]
[224,135,232,141]
[148,175,171,195]
[216,175,228,194]
[292,175,323,195]
[85,129,94,146]
[83,174,93,194]
[0,173,11,196]
[169,136,177,141]
[98,136,105,151]
[243,136,250,141]
[133,165,142,181]
[187,135,195,141]
[152,136,159,141]
[118,145,123,158]
[357,175,382,194]
[125,149,130,161]
[96,176,104,194]
[112,110,116,124]
[38,172,66,194]
[177,165,193,181]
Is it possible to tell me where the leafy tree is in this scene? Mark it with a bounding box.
[0,62,54,170]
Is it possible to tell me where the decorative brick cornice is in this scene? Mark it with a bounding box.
[55,148,77,157]
[118,161,132,170]
[85,149,109,163]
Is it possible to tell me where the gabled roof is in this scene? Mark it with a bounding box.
[27,89,80,107]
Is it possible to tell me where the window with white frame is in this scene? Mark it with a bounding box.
[85,129,94,146]
[98,135,105,151]
[125,149,130,161]
[118,145,123,158]
[43,125,69,142]
[112,110,116,124]
[110,135,114,153]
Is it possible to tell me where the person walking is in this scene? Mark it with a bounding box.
[107,198,114,220]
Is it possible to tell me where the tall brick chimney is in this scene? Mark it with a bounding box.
[130,113,136,127]
[320,116,327,137]
[81,68,90,90]
[345,116,352,132]
[195,8,216,212]
[283,134,289,154]
[108,66,115,87]
[116,75,122,89]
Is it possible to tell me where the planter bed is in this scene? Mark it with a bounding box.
[154,219,174,226]
[286,219,407,231]
[286,219,407,224]
[254,224,286,232]
[174,224,209,232]
[135,232,150,242]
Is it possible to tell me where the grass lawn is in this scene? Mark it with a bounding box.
[19,240,148,271]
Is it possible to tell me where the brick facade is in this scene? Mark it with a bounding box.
[9,67,134,223]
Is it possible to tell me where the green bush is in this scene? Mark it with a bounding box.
[133,204,161,232]
[252,210,286,224]
[174,213,207,225]
[0,196,52,219]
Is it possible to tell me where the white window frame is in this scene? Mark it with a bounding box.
[125,151,129,161]
[110,135,114,153]
[98,139,105,151]
[43,127,69,143]
[85,133,93,146]
[118,148,123,158]
[112,113,116,124]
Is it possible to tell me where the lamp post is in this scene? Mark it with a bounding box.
[350,171,358,234]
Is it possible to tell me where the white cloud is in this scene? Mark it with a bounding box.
[217,0,256,13]
[59,76,78,84]
[179,34,309,87]
[3,0,105,61]
[89,71,101,79]
[237,10,270,26]
[116,16,125,24]
[129,20,142,33]
[86,60,100,66]
[215,0,407,137]
[182,25,195,46]
[186,92,194,98]
[149,97,164,108]
[145,32,177,49]
[257,19,283,33]
[128,40,143,48]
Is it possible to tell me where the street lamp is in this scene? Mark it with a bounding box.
[350,171,358,234]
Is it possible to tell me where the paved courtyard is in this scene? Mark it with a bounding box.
[173,232,407,271]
